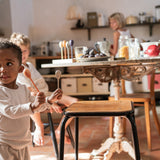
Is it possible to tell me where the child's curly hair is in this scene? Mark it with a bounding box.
[10,32,31,48]
[0,38,22,65]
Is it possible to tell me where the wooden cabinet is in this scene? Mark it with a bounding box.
[28,56,109,100]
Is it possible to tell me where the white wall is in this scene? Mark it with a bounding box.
[7,0,160,45]
[9,0,33,37]
[0,0,12,38]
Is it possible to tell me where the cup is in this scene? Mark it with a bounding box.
[74,46,88,59]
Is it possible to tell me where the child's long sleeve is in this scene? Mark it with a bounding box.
[0,84,34,119]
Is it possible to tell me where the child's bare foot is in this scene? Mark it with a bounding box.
[33,124,44,146]
[55,130,71,144]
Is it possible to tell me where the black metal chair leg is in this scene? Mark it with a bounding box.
[48,113,59,159]
[75,117,79,160]
[59,116,69,160]
[127,113,141,160]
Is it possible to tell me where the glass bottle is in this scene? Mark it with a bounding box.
[128,38,140,59]
[118,35,129,59]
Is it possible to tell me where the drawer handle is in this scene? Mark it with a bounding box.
[67,84,72,87]
[82,83,87,86]
[154,80,159,84]
[137,81,142,84]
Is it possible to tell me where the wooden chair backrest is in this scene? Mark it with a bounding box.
[149,70,156,104]
[121,79,126,95]
[121,69,155,97]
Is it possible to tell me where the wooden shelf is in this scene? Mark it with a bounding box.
[71,22,160,40]
[30,56,60,59]
[42,73,93,78]
[64,92,110,96]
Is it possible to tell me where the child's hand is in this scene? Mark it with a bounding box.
[51,102,63,113]
[31,92,46,112]
[28,87,38,96]
[47,88,63,104]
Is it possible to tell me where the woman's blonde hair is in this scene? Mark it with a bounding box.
[10,32,31,48]
[109,12,126,28]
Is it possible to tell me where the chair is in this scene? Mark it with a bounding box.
[108,69,160,150]
[59,100,140,160]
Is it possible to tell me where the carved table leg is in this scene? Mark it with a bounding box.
[91,79,136,160]
[120,138,136,159]
[103,138,136,160]
[91,137,115,156]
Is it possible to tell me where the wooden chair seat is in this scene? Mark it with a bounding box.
[59,100,140,160]
[66,100,133,113]
[108,70,160,150]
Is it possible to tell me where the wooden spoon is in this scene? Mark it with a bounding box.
[66,41,70,59]
[69,40,74,59]
[55,70,61,88]
[59,41,63,59]
[63,40,67,59]
[23,68,39,92]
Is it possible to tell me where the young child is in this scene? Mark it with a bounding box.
[108,12,134,96]
[0,39,63,160]
[10,32,78,144]
[109,12,134,56]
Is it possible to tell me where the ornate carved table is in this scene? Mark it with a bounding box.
[42,57,160,160]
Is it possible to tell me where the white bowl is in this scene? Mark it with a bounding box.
[141,41,159,51]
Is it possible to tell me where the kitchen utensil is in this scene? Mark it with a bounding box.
[66,41,70,59]
[74,46,87,59]
[141,41,160,52]
[55,70,61,88]
[63,40,67,59]
[69,40,74,59]
[139,12,146,23]
[98,13,105,26]
[126,16,139,24]
[77,56,109,62]
[40,42,49,56]
[59,41,63,59]
[23,68,39,92]
[128,38,140,59]
[144,45,160,56]
[94,41,110,57]
[94,43,100,53]
[155,5,160,22]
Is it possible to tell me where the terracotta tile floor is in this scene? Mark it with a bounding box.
[29,107,160,160]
